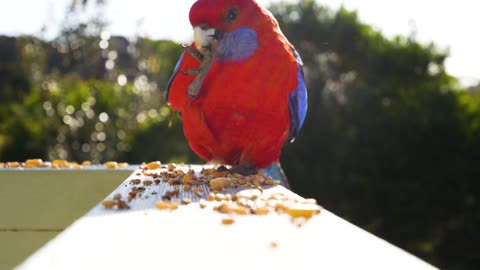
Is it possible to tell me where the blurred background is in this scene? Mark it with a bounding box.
[1,0,479,268]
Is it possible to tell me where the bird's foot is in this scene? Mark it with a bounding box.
[181,44,204,62]
[181,68,200,75]
[180,42,216,99]
[229,165,258,176]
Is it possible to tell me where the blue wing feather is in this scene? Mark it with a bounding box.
[166,52,185,102]
[288,48,308,142]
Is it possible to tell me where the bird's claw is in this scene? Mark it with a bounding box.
[181,44,204,62]
[180,43,216,99]
[229,165,258,176]
[181,68,200,76]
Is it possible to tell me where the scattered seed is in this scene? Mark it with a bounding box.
[236,189,262,200]
[25,159,43,167]
[166,189,179,197]
[182,174,193,185]
[253,206,270,215]
[210,177,230,190]
[143,180,153,186]
[82,160,92,166]
[270,241,278,248]
[264,179,275,185]
[181,198,192,205]
[286,203,322,219]
[101,200,116,208]
[146,161,162,170]
[130,179,141,185]
[104,161,118,169]
[192,187,203,196]
[221,217,235,225]
[116,200,129,209]
[167,164,176,171]
[199,199,207,209]
[155,201,179,211]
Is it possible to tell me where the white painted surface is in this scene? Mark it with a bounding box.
[17,166,437,270]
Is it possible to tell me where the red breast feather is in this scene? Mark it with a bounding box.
[169,1,299,168]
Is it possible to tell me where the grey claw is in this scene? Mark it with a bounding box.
[181,68,200,76]
[179,42,217,99]
[181,44,204,62]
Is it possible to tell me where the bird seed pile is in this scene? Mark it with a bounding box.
[101,161,322,227]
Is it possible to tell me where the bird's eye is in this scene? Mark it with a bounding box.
[225,7,238,22]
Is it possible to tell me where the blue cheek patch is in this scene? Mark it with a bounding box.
[217,27,258,62]
[288,49,308,142]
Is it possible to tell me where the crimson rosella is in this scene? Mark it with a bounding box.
[166,0,307,185]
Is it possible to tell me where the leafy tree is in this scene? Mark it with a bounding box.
[271,1,479,268]
[0,2,186,163]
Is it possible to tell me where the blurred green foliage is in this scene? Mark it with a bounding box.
[271,1,480,269]
[0,12,198,164]
[0,0,479,269]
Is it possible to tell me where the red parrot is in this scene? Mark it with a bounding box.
[167,0,307,180]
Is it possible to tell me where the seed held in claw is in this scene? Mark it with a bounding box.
[181,42,217,99]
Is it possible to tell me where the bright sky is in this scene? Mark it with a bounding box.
[1,0,479,86]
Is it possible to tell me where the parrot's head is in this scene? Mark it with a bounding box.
[189,0,276,54]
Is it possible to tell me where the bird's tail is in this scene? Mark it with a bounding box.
[260,161,290,189]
